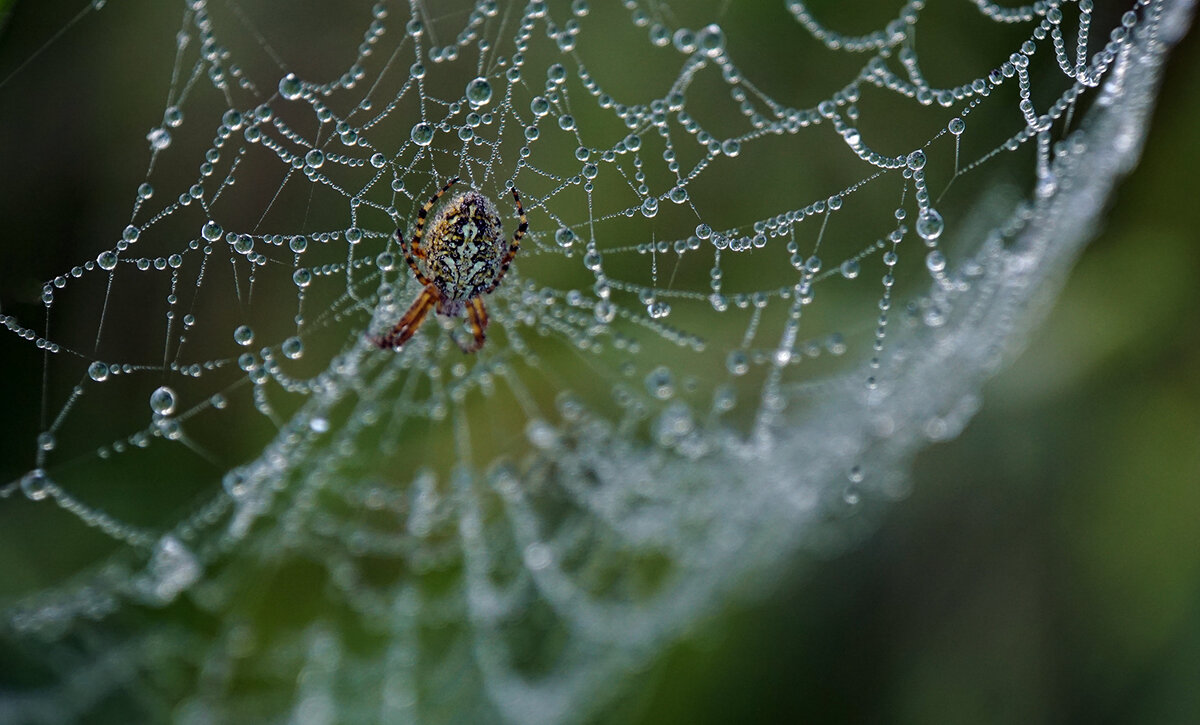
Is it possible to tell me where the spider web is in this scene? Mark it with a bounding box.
[0,0,1191,722]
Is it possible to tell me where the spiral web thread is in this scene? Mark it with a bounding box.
[0,0,1191,722]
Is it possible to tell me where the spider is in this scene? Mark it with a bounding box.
[371,177,527,353]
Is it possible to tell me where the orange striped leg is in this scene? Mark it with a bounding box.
[405,176,459,282]
[372,286,438,349]
[485,186,528,294]
[396,229,433,287]
[459,297,489,353]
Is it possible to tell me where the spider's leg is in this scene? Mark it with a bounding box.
[371,286,438,350]
[484,186,528,294]
[410,176,459,261]
[459,297,489,353]
[398,228,433,287]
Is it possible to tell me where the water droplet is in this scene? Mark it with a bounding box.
[524,542,552,570]
[201,221,223,242]
[146,535,200,603]
[410,122,434,146]
[20,469,49,501]
[654,402,695,445]
[697,24,725,57]
[279,73,303,100]
[97,251,119,271]
[925,249,946,273]
[282,336,304,360]
[88,361,110,381]
[948,117,966,135]
[673,28,697,54]
[725,350,749,375]
[713,384,737,412]
[645,366,675,399]
[594,300,616,323]
[305,149,325,168]
[233,325,255,346]
[37,432,56,451]
[222,109,244,130]
[526,419,559,449]
[916,208,944,241]
[906,150,927,170]
[640,197,659,218]
[146,127,172,150]
[669,186,688,204]
[840,259,860,279]
[223,470,248,498]
[293,268,312,287]
[465,77,493,107]
[150,386,177,416]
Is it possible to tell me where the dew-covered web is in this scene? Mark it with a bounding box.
[0,0,1191,722]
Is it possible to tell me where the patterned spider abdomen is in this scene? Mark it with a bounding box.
[423,190,506,303]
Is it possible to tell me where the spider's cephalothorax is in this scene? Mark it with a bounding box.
[371,177,527,353]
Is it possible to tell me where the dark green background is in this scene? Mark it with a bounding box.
[628,19,1200,725]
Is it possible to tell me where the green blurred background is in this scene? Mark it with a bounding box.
[0,1,1197,723]
[624,20,1200,725]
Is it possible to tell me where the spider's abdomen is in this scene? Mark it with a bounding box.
[424,190,506,301]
